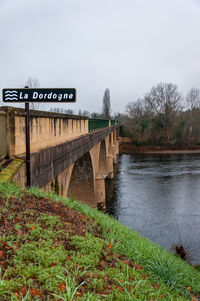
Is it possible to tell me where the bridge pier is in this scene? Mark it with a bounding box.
[95,174,106,210]
[113,140,119,163]
[58,163,74,196]
[106,155,114,178]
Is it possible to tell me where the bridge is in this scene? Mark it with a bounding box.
[0,107,121,209]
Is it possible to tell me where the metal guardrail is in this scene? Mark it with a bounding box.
[111,120,119,126]
[89,119,119,132]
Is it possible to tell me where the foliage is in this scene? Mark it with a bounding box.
[124,82,200,146]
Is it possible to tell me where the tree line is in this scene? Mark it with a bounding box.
[121,82,200,146]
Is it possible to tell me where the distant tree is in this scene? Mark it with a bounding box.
[83,110,90,117]
[144,83,183,144]
[25,77,40,110]
[183,88,200,145]
[50,108,74,114]
[102,88,111,119]
[186,88,200,110]
[126,98,145,118]
[123,83,185,145]
[90,112,102,119]
[113,112,127,121]
[144,82,182,118]
[78,109,90,117]
[64,109,74,115]
[50,107,61,113]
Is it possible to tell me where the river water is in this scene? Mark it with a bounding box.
[106,153,200,264]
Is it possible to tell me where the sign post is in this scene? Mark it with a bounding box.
[24,86,31,186]
[2,88,76,187]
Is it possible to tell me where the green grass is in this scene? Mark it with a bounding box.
[0,181,199,300]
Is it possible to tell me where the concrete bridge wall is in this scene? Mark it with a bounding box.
[0,107,88,157]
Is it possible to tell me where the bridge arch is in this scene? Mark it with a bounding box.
[67,151,95,206]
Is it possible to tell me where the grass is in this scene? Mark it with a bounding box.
[0,181,200,300]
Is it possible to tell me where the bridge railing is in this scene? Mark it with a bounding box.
[111,120,120,126]
[89,118,119,132]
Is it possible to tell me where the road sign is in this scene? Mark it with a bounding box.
[2,88,76,103]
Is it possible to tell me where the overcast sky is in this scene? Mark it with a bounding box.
[0,0,200,114]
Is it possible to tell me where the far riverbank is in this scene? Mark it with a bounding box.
[119,137,200,154]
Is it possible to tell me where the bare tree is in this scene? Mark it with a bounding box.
[186,88,200,110]
[78,109,90,117]
[124,83,185,145]
[25,77,40,110]
[102,88,111,119]
[64,109,74,115]
[144,82,183,118]
[126,98,145,118]
[184,88,200,145]
[50,107,74,114]
[144,83,183,143]
[90,112,102,118]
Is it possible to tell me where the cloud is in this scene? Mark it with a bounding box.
[0,0,200,113]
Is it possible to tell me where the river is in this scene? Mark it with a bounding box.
[106,153,200,264]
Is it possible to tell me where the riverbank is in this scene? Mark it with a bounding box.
[0,181,200,300]
[119,138,200,154]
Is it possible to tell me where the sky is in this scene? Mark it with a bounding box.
[0,0,200,115]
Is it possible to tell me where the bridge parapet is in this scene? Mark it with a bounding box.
[0,107,89,157]
[0,107,120,159]
[89,118,119,132]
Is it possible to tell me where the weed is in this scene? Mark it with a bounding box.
[0,181,22,199]
[10,290,32,301]
[171,217,195,263]
[52,268,84,301]
[14,223,22,231]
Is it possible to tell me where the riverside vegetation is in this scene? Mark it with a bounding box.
[119,83,200,147]
[0,181,200,300]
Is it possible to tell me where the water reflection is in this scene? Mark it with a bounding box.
[106,153,200,264]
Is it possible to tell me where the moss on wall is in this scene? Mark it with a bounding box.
[0,158,24,183]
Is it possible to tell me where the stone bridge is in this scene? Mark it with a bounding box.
[0,107,121,208]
